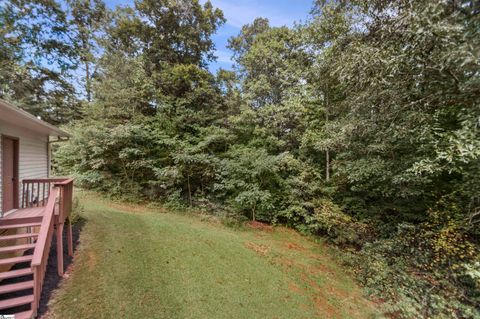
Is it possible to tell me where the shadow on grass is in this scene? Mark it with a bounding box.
[37,216,86,316]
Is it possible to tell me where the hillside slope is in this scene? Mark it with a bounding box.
[46,193,380,319]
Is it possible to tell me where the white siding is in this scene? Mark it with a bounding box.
[0,121,49,213]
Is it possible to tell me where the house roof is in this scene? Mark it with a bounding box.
[0,99,69,138]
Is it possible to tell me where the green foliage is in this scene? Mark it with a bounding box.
[89,53,156,121]
[215,146,284,221]
[54,120,159,198]
[111,0,225,68]
[321,0,480,222]
[0,0,81,123]
[67,0,108,102]
[69,196,85,224]
[352,222,479,319]
[306,199,371,247]
[229,22,311,108]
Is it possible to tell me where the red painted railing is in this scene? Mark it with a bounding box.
[22,178,74,219]
[31,187,59,317]
[22,178,67,208]
[22,178,74,317]
[53,179,74,223]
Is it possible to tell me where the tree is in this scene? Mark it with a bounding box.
[215,146,284,221]
[0,0,80,124]
[228,19,313,109]
[110,0,225,69]
[67,0,108,102]
[228,17,270,65]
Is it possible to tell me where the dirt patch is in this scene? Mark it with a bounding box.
[300,273,341,318]
[272,250,359,319]
[275,257,296,272]
[245,241,270,255]
[284,269,341,318]
[248,239,345,316]
[309,264,335,276]
[325,285,351,300]
[247,221,273,232]
[284,242,306,251]
[288,282,304,295]
[313,294,339,319]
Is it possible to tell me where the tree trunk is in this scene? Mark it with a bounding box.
[325,92,330,182]
[326,148,330,182]
[187,174,192,206]
[85,60,91,102]
[81,36,91,102]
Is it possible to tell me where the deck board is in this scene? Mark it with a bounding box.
[3,203,60,220]
[3,207,45,219]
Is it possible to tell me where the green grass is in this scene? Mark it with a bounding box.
[47,192,381,319]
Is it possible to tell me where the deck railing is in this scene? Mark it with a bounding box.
[22,178,74,221]
[53,178,74,223]
[3,178,76,317]
[31,186,59,317]
[22,178,68,208]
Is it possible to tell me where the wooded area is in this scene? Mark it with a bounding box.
[1,0,479,317]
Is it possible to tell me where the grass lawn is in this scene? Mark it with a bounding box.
[46,192,381,319]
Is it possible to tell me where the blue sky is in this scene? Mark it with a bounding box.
[104,0,314,72]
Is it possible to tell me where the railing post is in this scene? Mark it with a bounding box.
[67,218,73,257]
[36,182,40,207]
[22,182,26,208]
[32,266,40,317]
[59,186,65,223]
[56,222,64,277]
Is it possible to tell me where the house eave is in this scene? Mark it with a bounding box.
[0,99,70,138]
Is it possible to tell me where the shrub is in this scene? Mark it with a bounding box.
[69,196,84,224]
[354,223,479,319]
[305,198,371,247]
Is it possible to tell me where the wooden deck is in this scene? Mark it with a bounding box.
[3,207,46,220]
[0,178,73,318]
[3,204,60,220]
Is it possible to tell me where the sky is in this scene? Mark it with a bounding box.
[104,0,314,73]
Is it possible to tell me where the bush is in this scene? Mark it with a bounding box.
[69,196,84,224]
[353,223,479,319]
[221,213,249,229]
[305,199,371,247]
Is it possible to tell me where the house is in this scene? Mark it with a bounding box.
[0,99,74,319]
[0,99,69,214]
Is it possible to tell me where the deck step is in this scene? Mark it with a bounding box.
[0,244,35,254]
[13,310,33,319]
[0,280,34,294]
[0,233,38,241]
[0,268,33,280]
[0,294,34,310]
[0,255,33,266]
[0,223,41,230]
